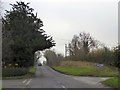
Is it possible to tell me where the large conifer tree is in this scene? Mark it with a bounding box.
[2,1,55,67]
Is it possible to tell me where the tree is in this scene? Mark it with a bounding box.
[44,50,63,66]
[68,35,78,56]
[2,1,55,67]
[87,47,115,64]
[68,32,98,61]
[114,45,120,68]
[69,32,98,55]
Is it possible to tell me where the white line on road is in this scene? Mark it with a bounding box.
[101,78,109,80]
[25,79,32,86]
[61,85,67,90]
[22,79,27,84]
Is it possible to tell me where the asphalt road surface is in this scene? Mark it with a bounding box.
[2,65,114,89]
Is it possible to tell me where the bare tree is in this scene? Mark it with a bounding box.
[44,50,63,66]
[69,32,98,56]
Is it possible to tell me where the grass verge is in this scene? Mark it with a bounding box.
[52,66,118,77]
[102,77,120,88]
[52,61,118,77]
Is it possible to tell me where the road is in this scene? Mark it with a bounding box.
[2,65,113,89]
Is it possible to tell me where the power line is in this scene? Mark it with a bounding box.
[53,37,71,41]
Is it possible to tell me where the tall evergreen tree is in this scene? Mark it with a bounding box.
[2,1,55,67]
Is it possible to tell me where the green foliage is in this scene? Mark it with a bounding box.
[2,68,28,77]
[2,66,36,79]
[2,1,55,67]
[66,46,116,66]
[113,45,120,68]
[103,77,120,88]
[28,66,36,75]
[87,47,115,65]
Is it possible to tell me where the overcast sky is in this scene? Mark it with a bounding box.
[2,0,119,55]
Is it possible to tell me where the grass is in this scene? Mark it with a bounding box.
[28,66,37,74]
[2,66,36,79]
[52,61,118,77]
[102,77,120,88]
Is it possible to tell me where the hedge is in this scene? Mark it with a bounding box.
[2,68,28,77]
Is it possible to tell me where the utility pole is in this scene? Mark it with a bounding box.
[65,44,67,57]
[65,44,69,57]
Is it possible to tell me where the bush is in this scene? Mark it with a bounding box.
[2,68,28,77]
[86,47,115,65]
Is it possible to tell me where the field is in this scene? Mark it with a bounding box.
[53,61,118,77]
[53,60,119,88]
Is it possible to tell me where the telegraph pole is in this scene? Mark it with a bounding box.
[65,44,67,57]
[65,44,69,57]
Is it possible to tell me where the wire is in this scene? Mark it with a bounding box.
[53,37,71,41]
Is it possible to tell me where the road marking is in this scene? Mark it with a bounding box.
[22,79,27,84]
[25,79,32,86]
[61,85,65,88]
[61,85,67,90]
[101,78,108,80]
